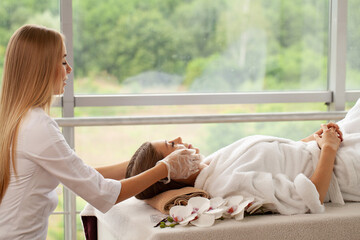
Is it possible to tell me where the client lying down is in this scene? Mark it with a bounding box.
[126,100,360,215]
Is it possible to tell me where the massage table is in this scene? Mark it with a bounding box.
[81,197,360,240]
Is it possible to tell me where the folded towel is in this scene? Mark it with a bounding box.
[144,187,210,214]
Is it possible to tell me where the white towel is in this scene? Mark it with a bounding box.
[335,99,360,202]
[80,203,96,216]
[337,98,360,135]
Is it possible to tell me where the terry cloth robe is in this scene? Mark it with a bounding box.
[334,98,360,202]
[195,99,360,215]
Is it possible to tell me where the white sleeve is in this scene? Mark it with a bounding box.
[293,174,325,213]
[266,173,324,214]
[337,98,360,134]
[23,119,121,213]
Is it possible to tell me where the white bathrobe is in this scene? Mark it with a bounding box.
[195,99,360,215]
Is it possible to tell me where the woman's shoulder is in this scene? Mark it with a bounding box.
[18,108,73,158]
[19,108,61,144]
[23,107,57,127]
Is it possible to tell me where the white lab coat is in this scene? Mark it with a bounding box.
[0,108,121,240]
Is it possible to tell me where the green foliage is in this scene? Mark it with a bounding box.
[184,55,218,87]
[1,0,351,93]
[0,0,59,87]
[203,120,326,154]
[347,0,360,73]
[265,43,327,90]
[346,67,360,90]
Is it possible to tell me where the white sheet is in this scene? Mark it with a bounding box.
[80,198,360,240]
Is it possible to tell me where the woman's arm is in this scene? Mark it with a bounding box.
[115,148,202,203]
[96,161,129,180]
[310,124,341,203]
[115,162,168,203]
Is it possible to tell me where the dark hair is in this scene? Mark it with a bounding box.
[126,142,190,199]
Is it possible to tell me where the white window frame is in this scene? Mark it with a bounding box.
[58,0,357,239]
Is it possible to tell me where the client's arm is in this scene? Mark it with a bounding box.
[96,161,129,180]
[310,124,341,203]
[301,129,322,142]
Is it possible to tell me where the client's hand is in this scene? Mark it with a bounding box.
[325,122,343,142]
[157,149,202,183]
[302,122,343,142]
[314,124,342,152]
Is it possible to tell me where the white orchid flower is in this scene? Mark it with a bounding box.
[205,197,227,219]
[168,195,254,228]
[170,197,216,227]
[223,195,254,221]
[169,205,196,225]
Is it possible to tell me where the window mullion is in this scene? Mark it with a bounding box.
[60,0,76,240]
[328,0,347,111]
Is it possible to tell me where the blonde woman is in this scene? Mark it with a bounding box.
[0,25,201,239]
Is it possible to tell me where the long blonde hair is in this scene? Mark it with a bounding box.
[0,25,64,203]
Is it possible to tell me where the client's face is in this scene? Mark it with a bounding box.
[151,137,200,157]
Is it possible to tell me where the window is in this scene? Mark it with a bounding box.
[346,0,360,90]
[72,0,329,94]
[0,0,60,86]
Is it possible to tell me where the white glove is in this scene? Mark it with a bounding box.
[157,148,203,184]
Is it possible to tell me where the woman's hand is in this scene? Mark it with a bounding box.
[158,149,202,180]
[314,124,342,151]
[116,149,201,203]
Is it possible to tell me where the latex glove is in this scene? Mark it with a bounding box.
[157,148,202,184]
